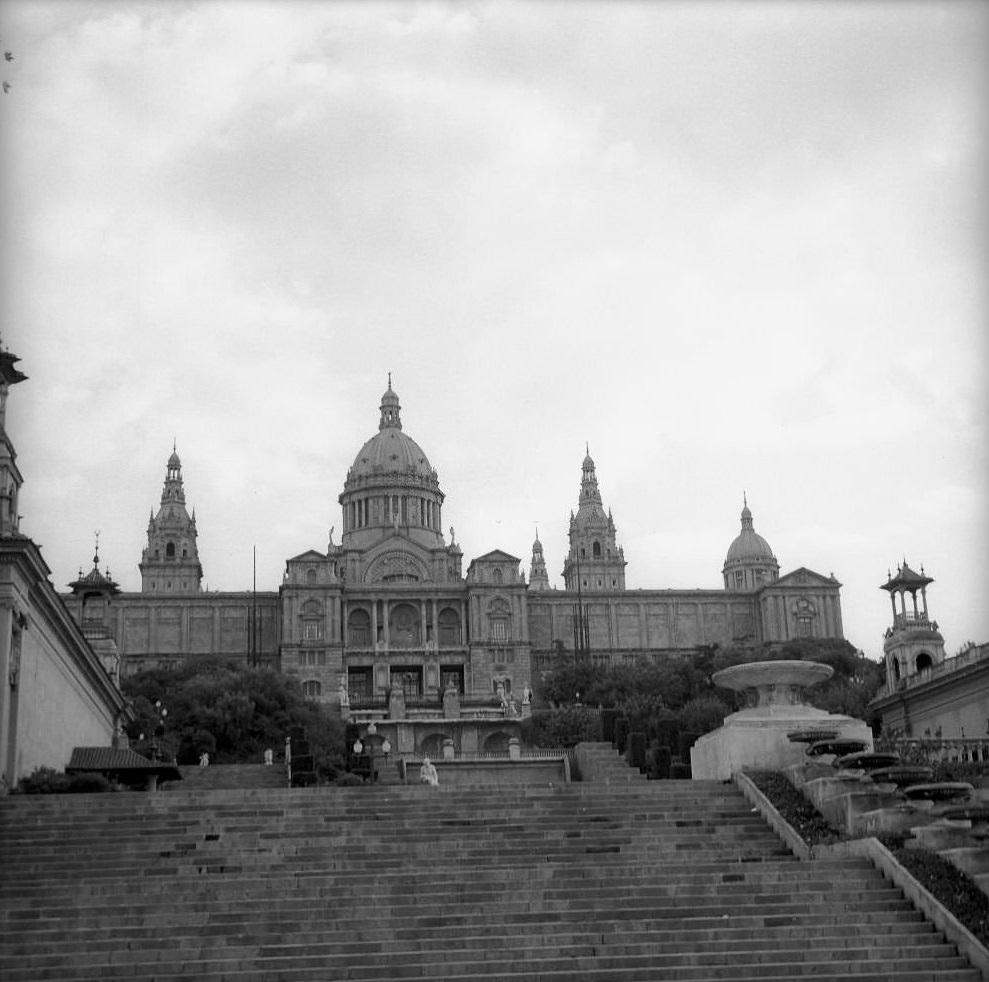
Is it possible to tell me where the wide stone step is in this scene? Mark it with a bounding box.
[1,774,980,981]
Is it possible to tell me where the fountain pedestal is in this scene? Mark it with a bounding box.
[690,660,873,781]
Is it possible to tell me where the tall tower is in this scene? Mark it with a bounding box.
[0,345,27,538]
[528,529,550,591]
[881,561,945,687]
[139,446,203,593]
[722,496,779,592]
[562,448,626,591]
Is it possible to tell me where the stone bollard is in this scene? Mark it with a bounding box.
[442,738,455,760]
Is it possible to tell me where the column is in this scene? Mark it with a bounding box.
[420,600,427,647]
[371,601,378,645]
[382,599,390,646]
[431,599,439,646]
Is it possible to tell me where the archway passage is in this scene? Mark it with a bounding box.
[916,651,933,673]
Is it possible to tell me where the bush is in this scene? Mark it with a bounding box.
[14,767,118,794]
[522,706,600,748]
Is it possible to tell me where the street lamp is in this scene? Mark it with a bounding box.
[145,700,168,762]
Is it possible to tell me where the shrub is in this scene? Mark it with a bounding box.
[14,767,118,794]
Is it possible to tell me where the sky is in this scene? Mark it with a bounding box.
[1,0,986,661]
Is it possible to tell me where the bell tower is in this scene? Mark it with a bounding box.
[880,560,945,688]
[528,528,550,592]
[139,445,203,593]
[562,447,626,591]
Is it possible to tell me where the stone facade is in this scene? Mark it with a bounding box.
[0,346,131,788]
[62,379,846,717]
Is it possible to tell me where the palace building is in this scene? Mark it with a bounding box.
[62,380,845,734]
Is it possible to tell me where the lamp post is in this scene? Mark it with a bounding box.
[142,700,168,762]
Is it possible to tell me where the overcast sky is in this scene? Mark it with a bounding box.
[1,1,986,661]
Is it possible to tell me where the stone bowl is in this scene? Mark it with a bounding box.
[902,782,974,802]
[835,751,901,771]
[787,729,840,744]
[807,738,869,758]
[712,660,834,709]
[868,764,935,787]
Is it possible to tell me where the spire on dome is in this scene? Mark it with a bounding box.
[379,375,402,431]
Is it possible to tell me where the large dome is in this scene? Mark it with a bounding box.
[725,502,776,563]
[350,428,433,479]
[346,380,436,484]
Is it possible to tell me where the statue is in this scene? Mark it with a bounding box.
[449,526,456,545]
[328,526,335,546]
[522,684,532,705]
[419,757,439,786]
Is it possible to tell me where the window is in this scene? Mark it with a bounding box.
[916,652,933,673]
[348,667,373,704]
[302,680,322,699]
[593,541,601,558]
[491,618,508,641]
[493,568,503,584]
[440,666,464,693]
[306,568,317,585]
[439,608,461,646]
[304,620,321,641]
[391,667,423,700]
[734,571,745,588]
[166,542,175,558]
[349,609,371,647]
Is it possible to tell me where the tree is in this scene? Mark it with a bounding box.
[122,659,346,776]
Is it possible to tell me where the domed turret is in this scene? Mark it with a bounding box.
[723,495,779,592]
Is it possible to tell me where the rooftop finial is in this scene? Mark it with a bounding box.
[93,529,101,568]
[743,490,747,508]
[388,371,392,389]
[173,437,176,453]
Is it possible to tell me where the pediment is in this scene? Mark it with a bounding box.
[286,549,327,565]
[473,549,521,565]
[772,567,841,589]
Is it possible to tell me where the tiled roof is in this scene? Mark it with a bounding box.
[67,746,180,778]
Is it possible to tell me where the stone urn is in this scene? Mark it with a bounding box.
[689,660,873,781]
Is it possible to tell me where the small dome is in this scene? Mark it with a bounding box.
[168,450,181,468]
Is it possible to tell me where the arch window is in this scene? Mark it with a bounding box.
[306,568,317,585]
[493,568,503,584]
[593,541,601,558]
[389,603,421,648]
[166,542,175,558]
[349,609,371,647]
[438,608,461,647]
[916,652,933,673]
[302,680,322,699]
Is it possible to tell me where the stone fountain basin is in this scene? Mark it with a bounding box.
[712,660,834,693]
[807,738,869,758]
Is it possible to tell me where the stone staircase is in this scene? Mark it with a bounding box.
[170,763,288,792]
[0,780,981,981]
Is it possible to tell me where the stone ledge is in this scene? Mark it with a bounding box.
[736,770,989,981]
